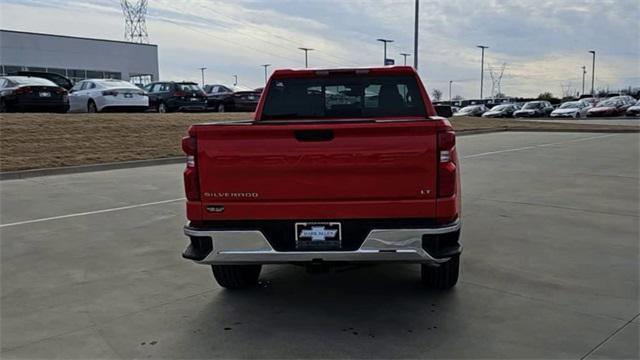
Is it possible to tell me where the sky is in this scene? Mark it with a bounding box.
[1,0,639,98]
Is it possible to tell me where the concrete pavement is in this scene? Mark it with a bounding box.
[1,132,638,359]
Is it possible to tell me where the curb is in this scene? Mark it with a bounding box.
[1,127,637,181]
[0,157,184,181]
[457,128,508,136]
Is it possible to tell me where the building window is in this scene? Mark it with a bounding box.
[68,69,86,83]
[47,68,67,76]
[1,65,25,75]
[86,70,104,79]
[26,66,46,72]
[104,72,121,80]
[130,74,153,86]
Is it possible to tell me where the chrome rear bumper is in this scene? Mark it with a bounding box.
[183,220,461,265]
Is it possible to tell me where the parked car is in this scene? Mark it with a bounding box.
[203,84,261,112]
[482,104,519,118]
[453,104,488,117]
[513,101,554,117]
[587,98,630,117]
[550,101,592,119]
[182,66,462,290]
[579,97,600,107]
[145,82,207,113]
[612,95,637,106]
[68,79,148,113]
[11,71,74,91]
[626,100,640,117]
[0,76,69,113]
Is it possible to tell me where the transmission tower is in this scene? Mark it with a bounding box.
[121,0,149,43]
[488,63,507,99]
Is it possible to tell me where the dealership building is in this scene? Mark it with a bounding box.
[0,29,159,84]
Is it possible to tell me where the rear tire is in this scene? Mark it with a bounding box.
[421,255,460,290]
[575,112,581,119]
[87,100,98,113]
[212,265,261,289]
[217,103,225,113]
[157,102,167,113]
[0,99,6,113]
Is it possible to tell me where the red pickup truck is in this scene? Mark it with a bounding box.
[182,66,461,290]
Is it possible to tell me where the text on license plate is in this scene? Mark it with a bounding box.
[295,222,341,249]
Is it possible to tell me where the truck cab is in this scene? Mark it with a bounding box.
[182,66,462,289]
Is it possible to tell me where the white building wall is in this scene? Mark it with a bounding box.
[0,30,159,82]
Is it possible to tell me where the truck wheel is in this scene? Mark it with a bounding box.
[211,265,261,289]
[421,255,459,289]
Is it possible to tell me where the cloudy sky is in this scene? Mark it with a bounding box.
[1,0,638,98]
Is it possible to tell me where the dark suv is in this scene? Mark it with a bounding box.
[203,84,261,112]
[144,82,207,112]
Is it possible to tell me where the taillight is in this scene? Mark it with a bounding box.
[15,87,32,95]
[102,90,118,96]
[182,135,200,201]
[55,88,67,95]
[174,90,186,97]
[437,130,456,198]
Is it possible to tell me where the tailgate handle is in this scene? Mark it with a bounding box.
[294,130,334,142]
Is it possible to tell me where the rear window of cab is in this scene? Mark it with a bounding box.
[261,75,426,120]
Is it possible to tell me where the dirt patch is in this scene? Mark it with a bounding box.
[0,113,636,172]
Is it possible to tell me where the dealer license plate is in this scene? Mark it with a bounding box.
[295,222,341,250]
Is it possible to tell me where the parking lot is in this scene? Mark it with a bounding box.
[1,131,638,359]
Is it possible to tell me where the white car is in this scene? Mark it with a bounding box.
[626,100,640,117]
[68,79,148,113]
[551,101,592,119]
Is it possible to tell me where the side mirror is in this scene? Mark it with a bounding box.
[434,105,453,118]
[69,89,75,94]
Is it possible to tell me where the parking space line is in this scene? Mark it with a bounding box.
[0,198,184,229]
[463,134,618,159]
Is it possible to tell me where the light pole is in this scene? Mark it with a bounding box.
[298,47,314,68]
[449,80,453,102]
[477,45,489,99]
[377,38,394,65]
[413,0,419,69]
[199,67,207,87]
[260,64,271,85]
[581,66,586,96]
[400,53,411,66]
[233,75,238,86]
[589,50,596,96]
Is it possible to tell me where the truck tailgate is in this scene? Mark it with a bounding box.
[194,120,439,219]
